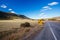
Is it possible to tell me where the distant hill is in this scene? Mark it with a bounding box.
[53,17,60,19]
[47,16,60,21]
[0,11,29,20]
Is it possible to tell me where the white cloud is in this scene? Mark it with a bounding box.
[9,9,12,11]
[1,4,7,8]
[40,6,52,12]
[10,11,15,13]
[43,6,52,10]
[43,6,49,9]
[40,9,48,12]
[48,2,59,6]
[39,13,45,17]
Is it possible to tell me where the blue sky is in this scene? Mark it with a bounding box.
[0,0,60,19]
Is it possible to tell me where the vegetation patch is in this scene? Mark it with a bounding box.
[20,22,31,27]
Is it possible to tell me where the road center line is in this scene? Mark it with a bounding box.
[48,22,57,40]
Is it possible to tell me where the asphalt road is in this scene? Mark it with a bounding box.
[33,21,60,40]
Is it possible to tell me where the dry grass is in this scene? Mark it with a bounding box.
[0,19,43,40]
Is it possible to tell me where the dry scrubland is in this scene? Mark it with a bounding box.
[0,19,43,40]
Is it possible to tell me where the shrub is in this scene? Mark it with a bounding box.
[20,22,31,27]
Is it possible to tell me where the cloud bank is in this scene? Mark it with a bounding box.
[39,2,59,18]
[1,4,7,8]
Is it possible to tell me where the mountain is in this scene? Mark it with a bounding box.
[0,11,29,20]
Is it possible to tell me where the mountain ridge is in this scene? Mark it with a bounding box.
[0,11,29,20]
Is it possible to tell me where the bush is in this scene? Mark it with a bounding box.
[20,22,31,27]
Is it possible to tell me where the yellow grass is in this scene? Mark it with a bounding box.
[0,19,43,40]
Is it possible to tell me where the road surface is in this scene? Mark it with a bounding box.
[33,21,60,40]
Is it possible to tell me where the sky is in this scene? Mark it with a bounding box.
[0,0,60,19]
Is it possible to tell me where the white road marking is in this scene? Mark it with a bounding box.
[48,22,57,40]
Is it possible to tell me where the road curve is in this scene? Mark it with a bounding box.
[33,21,60,40]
